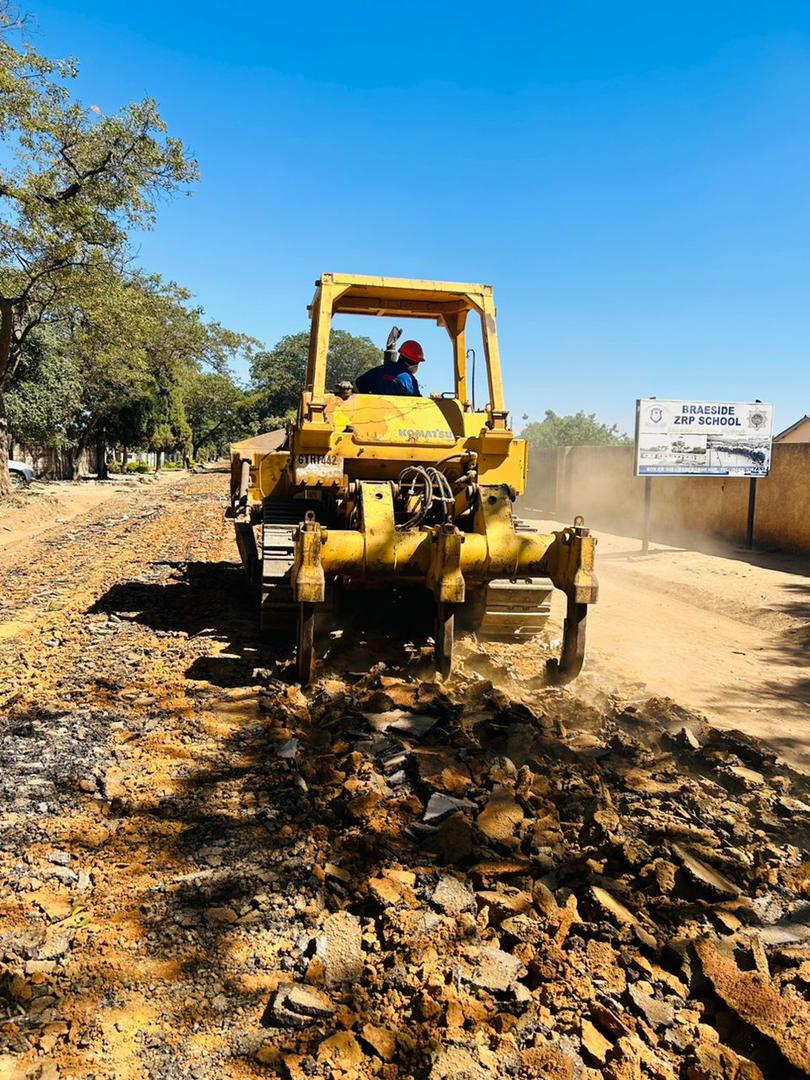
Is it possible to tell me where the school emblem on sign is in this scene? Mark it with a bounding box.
[749,410,767,430]
[649,406,664,423]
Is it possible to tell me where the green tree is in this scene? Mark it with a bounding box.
[148,379,192,470]
[61,268,252,478]
[0,7,198,493]
[250,329,380,425]
[62,265,161,478]
[521,410,631,448]
[0,4,74,136]
[134,277,254,468]
[5,325,82,452]
[183,371,248,459]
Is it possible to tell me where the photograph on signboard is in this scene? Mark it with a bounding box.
[705,435,770,471]
[635,400,774,477]
[637,432,707,468]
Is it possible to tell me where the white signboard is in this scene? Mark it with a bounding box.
[635,399,774,477]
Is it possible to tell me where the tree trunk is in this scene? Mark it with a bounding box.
[155,450,163,472]
[0,390,12,498]
[0,301,14,499]
[72,429,92,481]
[122,447,129,468]
[96,433,108,480]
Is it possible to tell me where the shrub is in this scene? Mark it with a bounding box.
[125,460,151,474]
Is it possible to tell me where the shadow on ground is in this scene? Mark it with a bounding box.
[89,560,266,687]
[692,579,810,769]
[89,561,442,687]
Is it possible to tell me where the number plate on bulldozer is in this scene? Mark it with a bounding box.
[293,453,344,484]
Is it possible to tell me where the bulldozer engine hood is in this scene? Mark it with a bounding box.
[326,394,456,447]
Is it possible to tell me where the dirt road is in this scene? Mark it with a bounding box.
[1,473,808,1080]
[0,475,178,558]
[532,520,810,771]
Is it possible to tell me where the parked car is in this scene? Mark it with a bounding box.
[9,460,36,488]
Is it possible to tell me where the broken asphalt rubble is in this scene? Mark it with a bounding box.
[256,671,810,1079]
[0,474,806,1080]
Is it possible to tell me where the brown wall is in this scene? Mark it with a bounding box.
[522,442,810,556]
[755,442,810,553]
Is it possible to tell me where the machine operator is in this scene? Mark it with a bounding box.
[355,339,425,396]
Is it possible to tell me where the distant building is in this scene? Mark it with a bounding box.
[774,415,810,443]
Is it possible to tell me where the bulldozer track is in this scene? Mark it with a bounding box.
[259,498,298,637]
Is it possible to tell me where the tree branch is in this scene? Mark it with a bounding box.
[38,146,116,206]
[196,417,228,447]
[18,259,86,303]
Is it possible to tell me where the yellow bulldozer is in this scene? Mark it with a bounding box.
[229,273,597,684]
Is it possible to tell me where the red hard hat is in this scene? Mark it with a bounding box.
[399,339,425,363]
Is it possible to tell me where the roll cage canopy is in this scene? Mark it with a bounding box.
[303,273,508,430]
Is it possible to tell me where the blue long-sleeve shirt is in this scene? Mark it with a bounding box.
[355,360,421,397]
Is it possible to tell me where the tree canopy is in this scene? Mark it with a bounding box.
[183,370,250,458]
[250,329,381,427]
[5,324,82,449]
[0,3,199,491]
[521,410,631,448]
[6,258,254,476]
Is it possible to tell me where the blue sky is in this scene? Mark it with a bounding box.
[27,1,810,433]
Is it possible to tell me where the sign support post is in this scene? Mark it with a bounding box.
[641,477,652,554]
[745,477,757,551]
